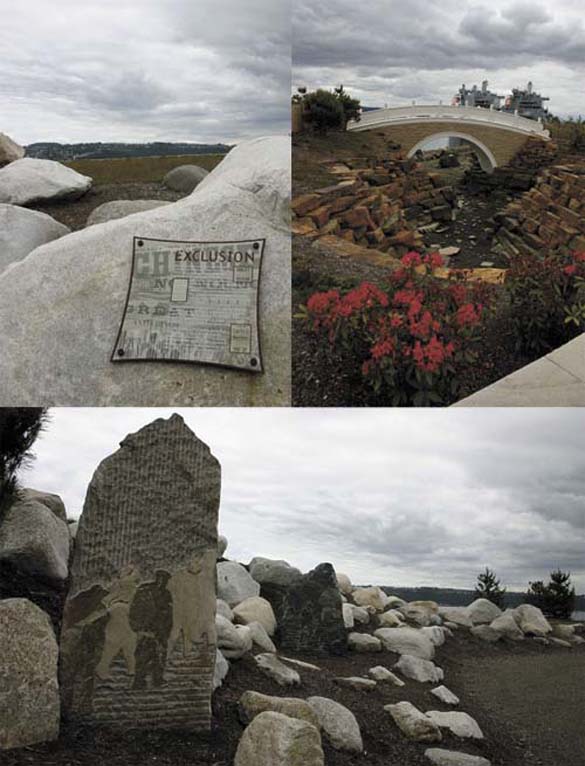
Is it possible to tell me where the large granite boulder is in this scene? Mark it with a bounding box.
[437,607,472,628]
[0,158,92,205]
[352,586,389,612]
[0,497,70,581]
[400,600,439,627]
[467,599,502,625]
[335,572,353,595]
[216,615,253,659]
[0,598,60,749]
[59,415,220,729]
[260,563,347,655]
[20,488,67,522]
[0,204,70,275]
[513,604,552,636]
[0,136,290,406]
[235,711,324,766]
[163,164,209,193]
[307,696,363,753]
[489,611,524,641]
[374,626,435,660]
[217,561,260,607]
[233,596,276,635]
[0,133,25,166]
[86,200,172,227]
[394,654,444,683]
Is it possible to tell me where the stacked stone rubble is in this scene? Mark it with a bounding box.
[292,157,456,258]
[494,161,585,258]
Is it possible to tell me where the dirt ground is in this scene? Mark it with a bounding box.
[4,634,583,766]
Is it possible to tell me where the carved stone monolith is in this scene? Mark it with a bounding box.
[59,414,220,729]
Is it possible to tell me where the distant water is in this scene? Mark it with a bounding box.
[572,610,585,621]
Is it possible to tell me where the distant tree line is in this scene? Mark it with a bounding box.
[25,142,232,162]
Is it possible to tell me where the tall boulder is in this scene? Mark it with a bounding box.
[163,164,209,193]
[0,158,92,205]
[0,205,70,276]
[0,598,60,749]
[59,414,220,729]
[261,563,347,655]
[0,136,290,406]
[235,711,324,766]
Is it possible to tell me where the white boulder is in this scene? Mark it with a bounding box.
[350,605,370,624]
[422,626,447,646]
[239,691,320,728]
[425,711,484,740]
[336,572,353,595]
[385,701,442,742]
[430,686,459,705]
[217,561,260,607]
[394,654,444,684]
[234,711,324,766]
[367,666,405,686]
[489,611,524,641]
[307,696,363,753]
[513,604,552,637]
[248,557,301,586]
[254,654,301,687]
[425,749,491,765]
[213,649,230,690]
[0,133,25,166]
[438,607,473,628]
[0,205,70,276]
[467,599,502,625]
[0,158,91,205]
[216,598,234,621]
[400,601,439,627]
[348,632,382,652]
[342,603,355,628]
[0,136,290,406]
[215,615,253,659]
[378,610,404,628]
[233,596,277,635]
[374,626,435,660]
[247,621,277,653]
[352,586,389,612]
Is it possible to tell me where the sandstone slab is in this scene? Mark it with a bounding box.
[59,415,220,729]
[0,599,60,749]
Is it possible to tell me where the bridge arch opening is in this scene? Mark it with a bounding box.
[407,131,498,174]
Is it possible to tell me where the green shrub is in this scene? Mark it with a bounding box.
[303,89,345,135]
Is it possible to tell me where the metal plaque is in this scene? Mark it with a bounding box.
[112,237,264,372]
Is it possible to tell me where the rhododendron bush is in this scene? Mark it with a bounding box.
[507,250,585,355]
[302,252,495,406]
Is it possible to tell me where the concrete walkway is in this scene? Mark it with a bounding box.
[455,334,585,407]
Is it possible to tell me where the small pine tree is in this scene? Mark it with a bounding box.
[333,85,361,129]
[526,570,576,619]
[0,408,49,518]
[474,567,506,608]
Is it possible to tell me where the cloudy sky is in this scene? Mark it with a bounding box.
[293,0,585,117]
[21,407,585,593]
[0,0,290,145]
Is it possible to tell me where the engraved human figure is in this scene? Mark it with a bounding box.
[167,550,216,657]
[129,570,173,689]
[95,565,140,680]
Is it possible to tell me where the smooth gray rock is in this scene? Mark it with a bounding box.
[425,748,491,765]
[350,604,370,624]
[0,136,290,406]
[20,488,67,522]
[247,621,277,653]
[0,498,70,581]
[163,164,210,193]
[348,632,382,652]
[489,611,524,641]
[438,607,473,628]
[368,665,405,686]
[400,601,439,627]
[254,653,301,687]
[513,604,552,636]
[0,158,92,205]
[307,696,363,753]
[0,598,60,749]
[248,556,301,586]
[216,598,234,621]
[234,711,324,766]
[378,609,403,627]
[471,625,501,643]
[217,561,260,607]
[430,686,460,705]
[86,199,172,226]
[352,586,389,612]
[374,626,435,660]
[0,133,25,166]
[394,654,444,683]
[385,701,442,742]
[426,711,484,739]
[0,204,70,275]
[422,626,447,646]
[239,691,320,727]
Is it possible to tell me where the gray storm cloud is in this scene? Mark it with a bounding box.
[292,0,585,117]
[0,0,290,144]
[22,408,585,593]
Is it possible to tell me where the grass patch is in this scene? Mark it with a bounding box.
[66,153,227,184]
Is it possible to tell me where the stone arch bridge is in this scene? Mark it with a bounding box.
[347,105,550,173]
